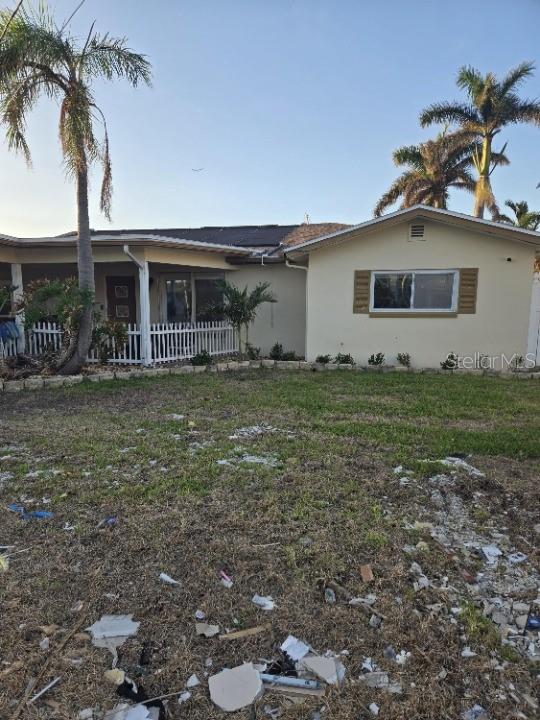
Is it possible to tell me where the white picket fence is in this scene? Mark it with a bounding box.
[1,320,237,365]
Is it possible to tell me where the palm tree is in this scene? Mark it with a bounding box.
[0,5,151,373]
[499,199,540,230]
[211,280,276,355]
[420,63,540,219]
[374,130,483,217]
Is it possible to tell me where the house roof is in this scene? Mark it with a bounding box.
[286,205,540,258]
[0,222,348,260]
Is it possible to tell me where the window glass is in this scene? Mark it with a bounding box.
[166,278,191,322]
[414,273,454,309]
[373,273,412,309]
[196,279,223,321]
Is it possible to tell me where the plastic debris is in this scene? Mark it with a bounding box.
[178,691,191,704]
[369,703,380,716]
[196,622,220,637]
[461,705,489,720]
[159,572,180,586]
[195,609,206,620]
[324,587,337,604]
[261,673,322,690]
[0,554,9,572]
[349,594,377,607]
[299,655,345,686]
[220,570,233,588]
[209,662,264,712]
[103,704,152,720]
[27,676,61,705]
[186,673,200,688]
[7,503,54,520]
[395,649,411,665]
[526,615,540,630]
[440,457,485,477]
[507,552,527,564]
[482,545,502,565]
[220,623,270,641]
[461,646,476,658]
[87,614,140,667]
[281,634,311,661]
[39,636,50,651]
[252,594,275,611]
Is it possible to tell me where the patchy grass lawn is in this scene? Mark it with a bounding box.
[1,370,539,719]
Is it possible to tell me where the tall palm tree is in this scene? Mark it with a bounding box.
[420,63,540,219]
[374,130,484,217]
[0,5,151,373]
[499,199,540,230]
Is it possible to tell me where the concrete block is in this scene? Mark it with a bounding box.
[23,377,44,390]
[216,362,228,372]
[192,365,207,373]
[298,361,312,370]
[261,359,275,368]
[227,361,239,370]
[249,360,262,368]
[42,376,65,388]
[237,361,250,369]
[64,374,83,385]
[4,380,24,392]
[338,363,354,370]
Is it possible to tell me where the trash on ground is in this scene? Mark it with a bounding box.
[261,673,322,690]
[103,704,153,720]
[360,564,374,583]
[252,594,275,611]
[440,456,485,477]
[220,570,233,588]
[196,622,220,638]
[369,703,380,716]
[461,705,489,720]
[87,614,140,667]
[177,691,191,704]
[298,655,345,686]
[280,634,311,661]
[27,676,61,705]
[194,609,206,620]
[158,572,179,586]
[186,673,200,688]
[209,662,264,712]
[0,554,9,572]
[220,623,271,641]
[461,646,477,658]
[481,545,502,565]
[324,587,336,604]
[7,503,54,520]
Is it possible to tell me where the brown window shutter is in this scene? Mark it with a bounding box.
[353,270,371,313]
[458,268,478,314]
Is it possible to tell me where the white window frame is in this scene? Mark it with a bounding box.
[369,269,459,313]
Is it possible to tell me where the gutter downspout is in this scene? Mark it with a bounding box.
[123,244,144,269]
[285,254,309,359]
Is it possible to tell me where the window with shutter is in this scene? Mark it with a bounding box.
[353,270,371,313]
[457,268,478,314]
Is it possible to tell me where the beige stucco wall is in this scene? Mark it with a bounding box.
[227,263,306,356]
[305,219,537,369]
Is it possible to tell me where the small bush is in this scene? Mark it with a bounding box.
[368,352,385,366]
[335,352,354,365]
[397,352,411,368]
[245,343,260,360]
[91,319,128,364]
[269,342,283,360]
[440,351,458,370]
[316,354,331,364]
[192,350,212,366]
[281,351,298,361]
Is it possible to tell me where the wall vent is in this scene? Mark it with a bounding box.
[409,223,425,240]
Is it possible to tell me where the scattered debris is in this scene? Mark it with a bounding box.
[369,701,380,715]
[324,587,336,604]
[252,594,275,611]
[158,572,179,586]
[0,553,9,572]
[196,623,220,638]
[461,705,489,720]
[177,691,191,704]
[209,662,264,712]
[299,655,345,686]
[481,545,502,566]
[281,634,311,661]
[27,676,61,706]
[87,615,140,667]
[228,424,295,440]
[439,456,485,477]
[220,623,271,641]
[461,646,477,658]
[220,570,233,588]
[186,673,200,688]
[7,503,54,520]
[194,609,206,620]
[360,564,374,583]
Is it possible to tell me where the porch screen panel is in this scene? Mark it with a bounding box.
[166,278,191,322]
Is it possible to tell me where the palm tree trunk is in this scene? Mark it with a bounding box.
[473,136,492,219]
[57,166,95,375]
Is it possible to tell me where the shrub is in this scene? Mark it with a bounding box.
[335,352,354,365]
[91,319,128,364]
[397,352,411,368]
[269,342,283,360]
[440,351,458,370]
[316,354,331,364]
[245,343,260,360]
[368,352,385,366]
[281,351,298,361]
[192,350,212,366]
[512,354,524,370]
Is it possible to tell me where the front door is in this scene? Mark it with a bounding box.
[106,276,136,324]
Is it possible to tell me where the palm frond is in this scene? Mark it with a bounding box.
[420,102,479,128]
[80,33,152,86]
[499,61,535,96]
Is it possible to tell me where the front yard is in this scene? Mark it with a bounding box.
[1,371,539,719]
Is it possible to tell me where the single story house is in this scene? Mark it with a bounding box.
[287,206,540,370]
[1,206,539,369]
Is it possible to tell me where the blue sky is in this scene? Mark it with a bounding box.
[1,0,539,236]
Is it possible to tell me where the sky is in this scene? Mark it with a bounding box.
[1,0,540,237]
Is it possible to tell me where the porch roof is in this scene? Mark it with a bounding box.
[0,232,253,256]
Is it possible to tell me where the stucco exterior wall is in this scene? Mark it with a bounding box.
[305,219,537,369]
[227,263,306,356]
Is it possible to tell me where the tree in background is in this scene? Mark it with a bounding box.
[0,4,151,373]
[498,199,540,230]
[374,129,500,217]
[420,63,540,219]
